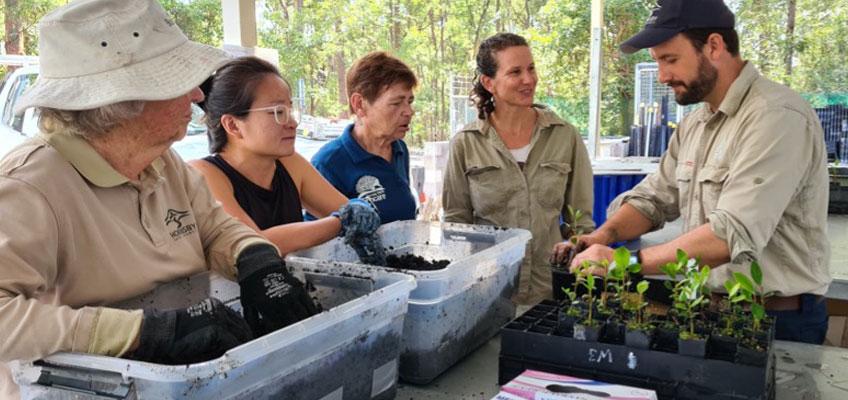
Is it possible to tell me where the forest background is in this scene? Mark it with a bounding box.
[3,0,847,146]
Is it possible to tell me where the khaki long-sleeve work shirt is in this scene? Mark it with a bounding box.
[443,106,595,304]
[609,62,831,296]
[0,132,270,398]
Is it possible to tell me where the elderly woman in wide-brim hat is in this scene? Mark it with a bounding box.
[0,0,317,398]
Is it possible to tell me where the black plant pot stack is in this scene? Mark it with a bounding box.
[500,300,776,400]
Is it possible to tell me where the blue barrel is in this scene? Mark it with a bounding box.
[592,174,647,227]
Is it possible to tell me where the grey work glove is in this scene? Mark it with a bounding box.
[334,198,386,266]
[131,298,252,365]
[237,244,320,337]
[336,198,381,239]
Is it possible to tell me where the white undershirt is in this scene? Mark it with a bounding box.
[510,143,532,164]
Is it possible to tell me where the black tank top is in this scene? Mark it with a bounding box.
[203,154,303,230]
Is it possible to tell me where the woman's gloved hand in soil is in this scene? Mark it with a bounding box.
[349,233,387,266]
[336,198,381,241]
[236,244,320,337]
[131,298,252,365]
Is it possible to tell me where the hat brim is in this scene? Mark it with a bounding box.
[14,40,231,115]
[619,26,683,54]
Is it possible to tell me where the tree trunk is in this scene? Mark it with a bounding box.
[784,0,796,86]
[4,0,24,55]
[336,51,348,118]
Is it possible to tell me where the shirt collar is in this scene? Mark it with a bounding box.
[459,104,565,135]
[39,131,166,187]
[717,61,759,117]
[341,123,406,164]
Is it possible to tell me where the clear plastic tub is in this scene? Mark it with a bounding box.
[288,221,531,384]
[11,263,415,399]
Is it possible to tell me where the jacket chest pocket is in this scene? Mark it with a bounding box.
[536,162,571,209]
[676,164,694,213]
[466,164,517,217]
[695,165,729,214]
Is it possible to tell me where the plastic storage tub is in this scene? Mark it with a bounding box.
[288,221,531,384]
[11,263,416,400]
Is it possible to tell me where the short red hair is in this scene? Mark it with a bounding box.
[346,51,418,112]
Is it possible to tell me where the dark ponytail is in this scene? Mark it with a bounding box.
[199,56,282,153]
[470,32,529,120]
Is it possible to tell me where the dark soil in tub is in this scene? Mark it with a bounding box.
[385,254,450,271]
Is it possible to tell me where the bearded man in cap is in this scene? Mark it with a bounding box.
[552,0,831,344]
[0,0,318,397]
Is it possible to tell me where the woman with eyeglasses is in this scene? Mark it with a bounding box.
[308,51,418,224]
[191,56,380,255]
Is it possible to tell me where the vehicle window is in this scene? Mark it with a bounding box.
[2,73,38,134]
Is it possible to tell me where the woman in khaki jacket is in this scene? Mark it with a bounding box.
[442,33,594,305]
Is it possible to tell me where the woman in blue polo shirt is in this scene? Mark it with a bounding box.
[310,51,418,223]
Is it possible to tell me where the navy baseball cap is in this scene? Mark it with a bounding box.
[619,0,735,54]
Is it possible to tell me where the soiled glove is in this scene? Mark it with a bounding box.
[335,198,386,266]
[237,244,320,337]
[348,232,387,266]
[131,298,252,365]
[337,198,381,239]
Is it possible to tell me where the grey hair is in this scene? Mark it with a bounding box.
[38,101,146,138]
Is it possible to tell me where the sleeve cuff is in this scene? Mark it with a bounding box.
[86,308,143,357]
[708,210,758,264]
[607,194,666,232]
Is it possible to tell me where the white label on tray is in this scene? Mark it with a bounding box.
[588,348,614,364]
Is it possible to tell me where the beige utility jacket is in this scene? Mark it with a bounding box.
[609,62,831,296]
[443,106,595,305]
[0,132,269,398]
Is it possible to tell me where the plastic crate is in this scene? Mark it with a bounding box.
[499,301,776,400]
[11,263,415,400]
[289,221,531,384]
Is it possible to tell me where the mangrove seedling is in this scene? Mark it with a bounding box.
[575,261,599,327]
[625,280,653,331]
[676,264,711,340]
[732,261,775,334]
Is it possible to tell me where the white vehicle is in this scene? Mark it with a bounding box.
[0,65,40,154]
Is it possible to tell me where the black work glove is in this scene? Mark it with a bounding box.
[237,244,320,337]
[131,298,252,365]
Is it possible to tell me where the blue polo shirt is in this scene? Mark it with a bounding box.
[309,124,416,223]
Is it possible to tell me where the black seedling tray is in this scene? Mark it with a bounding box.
[500,300,775,400]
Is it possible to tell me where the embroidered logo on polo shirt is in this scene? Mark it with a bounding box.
[165,209,196,241]
[356,175,386,204]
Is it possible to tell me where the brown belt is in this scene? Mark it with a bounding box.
[712,294,824,312]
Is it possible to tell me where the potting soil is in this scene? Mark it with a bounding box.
[385,254,450,271]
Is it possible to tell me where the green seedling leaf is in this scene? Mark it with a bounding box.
[614,247,631,270]
[700,266,711,282]
[676,249,688,265]
[629,263,642,274]
[664,281,673,290]
[659,263,678,279]
[637,280,650,295]
[674,302,687,310]
[733,272,755,294]
[751,303,766,321]
[751,261,762,286]
[724,280,736,295]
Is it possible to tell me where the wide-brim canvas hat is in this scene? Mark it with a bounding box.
[14,0,231,115]
[619,0,735,54]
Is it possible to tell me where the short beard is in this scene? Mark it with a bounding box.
[669,53,718,106]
